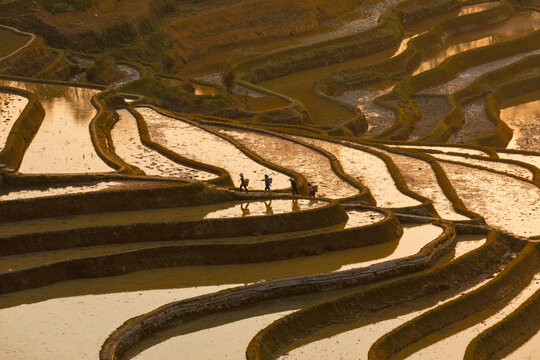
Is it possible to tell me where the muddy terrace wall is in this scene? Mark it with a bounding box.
[245,231,525,360]
[420,52,540,145]
[0,206,403,294]
[464,252,540,359]
[0,199,348,256]
[379,29,540,141]
[0,181,238,222]
[238,0,461,83]
[344,140,486,224]
[369,240,540,360]
[324,0,515,90]
[0,85,45,170]
[100,222,458,360]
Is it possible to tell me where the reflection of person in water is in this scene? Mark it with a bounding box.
[240,203,250,217]
[264,200,273,215]
[309,199,319,206]
[292,199,300,212]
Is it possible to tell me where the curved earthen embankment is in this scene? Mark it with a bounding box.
[0,199,346,256]
[245,231,524,360]
[0,181,237,223]
[0,85,45,171]
[347,139,486,225]
[464,265,540,359]
[99,221,457,360]
[127,107,232,186]
[0,206,402,294]
[368,240,539,360]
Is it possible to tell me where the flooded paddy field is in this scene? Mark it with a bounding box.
[0,92,27,150]
[357,144,470,220]
[500,99,540,152]
[281,259,495,360]
[214,127,360,198]
[2,0,540,358]
[0,80,112,173]
[440,162,540,237]
[0,222,439,359]
[290,135,421,208]
[432,153,534,180]
[407,273,540,359]
[112,109,215,180]
[0,199,326,238]
[138,107,290,189]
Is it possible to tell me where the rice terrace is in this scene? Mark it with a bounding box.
[0,0,539,359]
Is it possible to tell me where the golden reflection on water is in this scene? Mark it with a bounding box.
[408,272,540,359]
[500,99,540,152]
[0,93,27,151]
[139,108,290,189]
[291,136,420,208]
[0,81,112,173]
[205,199,324,218]
[354,144,471,221]
[215,128,359,198]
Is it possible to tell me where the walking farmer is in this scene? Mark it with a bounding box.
[262,174,272,192]
[239,173,249,192]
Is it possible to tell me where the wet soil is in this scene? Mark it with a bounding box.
[449,99,495,144]
[213,127,360,198]
[500,99,540,152]
[291,135,421,208]
[498,152,540,171]
[389,144,489,156]
[440,162,540,237]
[0,92,27,150]
[408,95,454,140]
[139,107,290,189]
[358,145,471,220]
[112,109,215,180]
[433,153,533,180]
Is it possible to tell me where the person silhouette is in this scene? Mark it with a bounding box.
[239,173,249,192]
[289,178,299,195]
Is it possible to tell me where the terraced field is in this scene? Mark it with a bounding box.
[0,0,539,359]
